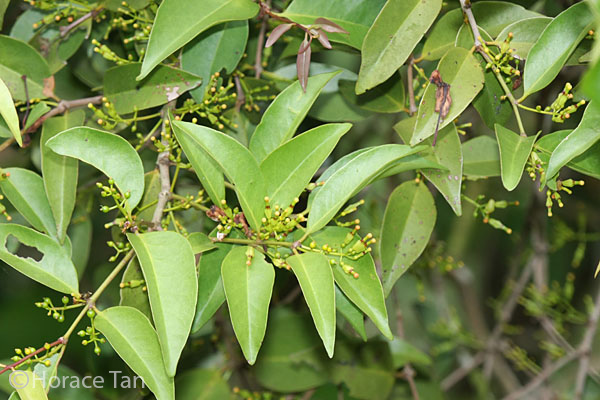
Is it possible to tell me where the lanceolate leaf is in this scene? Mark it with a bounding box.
[311,227,392,339]
[380,181,436,295]
[13,371,48,400]
[536,129,600,180]
[0,77,20,146]
[288,252,336,358]
[0,168,57,237]
[260,123,350,208]
[46,127,145,212]
[307,144,426,234]
[221,246,275,364]
[249,71,339,162]
[495,125,539,191]
[138,0,259,80]
[356,0,441,94]
[0,224,78,294]
[172,121,266,231]
[545,103,600,182]
[281,0,386,49]
[496,17,551,59]
[104,63,202,114]
[411,47,484,146]
[265,23,293,48]
[127,231,197,377]
[523,2,594,98]
[339,77,405,114]
[396,118,464,215]
[172,123,225,206]
[41,110,84,243]
[95,306,175,400]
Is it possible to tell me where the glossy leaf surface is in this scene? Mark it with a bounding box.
[95,306,175,400]
[127,232,197,376]
[221,246,274,364]
[46,127,145,212]
[495,125,538,191]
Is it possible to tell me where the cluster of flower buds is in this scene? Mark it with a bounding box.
[106,240,131,262]
[543,83,586,123]
[120,278,146,291]
[208,200,251,240]
[258,197,304,241]
[545,179,585,217]
[92,39,134,66]
[96,179,131,214]
[469,195,519,234]
[35,296,73,323]
[10,345,55,367]
[77,309,105,356]
[88,98,124,130]
[0,194,11,221]
[481,33,521,87]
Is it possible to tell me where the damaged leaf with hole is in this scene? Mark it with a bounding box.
[0,224,78,294]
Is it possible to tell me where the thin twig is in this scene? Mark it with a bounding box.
[459,0,481,47]
[24,95,103,135]
[59,6,104,38]
[0,338,65,375]
[234,75,246,112]
[150,103,176,230]
[407,55,417,116]
[574,286,600,399]
[255,0,271,78]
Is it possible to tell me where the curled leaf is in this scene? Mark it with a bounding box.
[265,23,293,47]
[316,30,332,49]
[297,38,312,92]
[315,17,349,34]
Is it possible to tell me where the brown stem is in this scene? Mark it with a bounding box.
[25,95,104,135]
[59,6,104,38]
[459,0,481,47]
[255,0,271,78]
[574,286,600,399]
[150,103,176,230]
[0,338,65,375]
[234,75,246,112]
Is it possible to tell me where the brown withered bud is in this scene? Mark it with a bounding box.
[234,212,252,237]
[512,76,522,90]
[206,205,226,221]
[429,70,452,146]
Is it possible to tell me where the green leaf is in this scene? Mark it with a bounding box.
[260,123,350,208]
[119,257,153,322]
[339,77,405,113]
[281,0,386,49]
[396,118,463,215]
[172,123,225,206]
[496,17,551,60]
[137,170,162,223]
[495,125,538,191]
[473,62,512,130]
[188,232,216,254]
[311,227,392,339]
[380,181,436,296]
[138,0,259,80]
[68,207,92,278]
[95,306,175,400]
[127,231,197,376]
[307,144,425,234]
[182,20,248,103]
[192,242,230,333]
[523,2,594,98]
[410,47,484,145]
[545,103,600,182]
[536,130,600,180]
[336,285,367,341]
[421,1,540,60]
[40,110,84,243]
[254,308,330,392]
[175,369,232,400]
[0,35,50,101]
[13,371,48,400]
[288,252,336,358]
[172,121,266,231]
[105,63,202,114]
[0,77,21,146]
[23,102,50,131]
[46,127,145,212]
[249,71,339,162]
[0,168,56,236]
[221,246,274,364]
[462,136,501,178]
[0,0,8,29]
[389,338,431,369]
[356,0,441,94]
[0,224,78,294]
